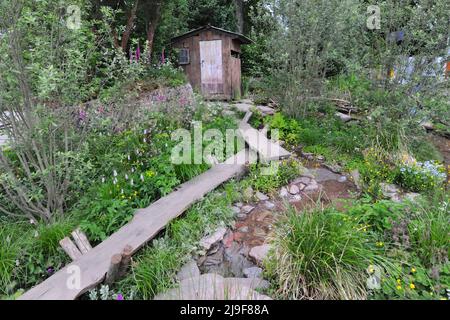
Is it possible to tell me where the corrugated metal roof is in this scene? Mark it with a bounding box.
[171,25,252,45]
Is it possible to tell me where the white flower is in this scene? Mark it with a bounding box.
[113,170,118,177]
[15,260,20,266]
[101,177,105,183]
[34,230,39,238]
[140,174,144,182]
[125,174,129,180]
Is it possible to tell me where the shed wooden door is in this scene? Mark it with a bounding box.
[199,40,223,95]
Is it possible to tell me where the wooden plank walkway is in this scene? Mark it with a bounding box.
[239,122,291,162]
[19,149,254,300]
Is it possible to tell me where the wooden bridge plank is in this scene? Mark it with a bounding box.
[19,149,251,300]
[238,122,291,162]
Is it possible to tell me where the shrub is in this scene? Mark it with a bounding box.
[394,160,446,193]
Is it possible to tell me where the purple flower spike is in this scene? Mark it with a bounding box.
[136,44,141,61]
[117,294,124,300]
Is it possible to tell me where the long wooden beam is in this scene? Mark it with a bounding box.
[19,148,255,300]
[239,122,291,162]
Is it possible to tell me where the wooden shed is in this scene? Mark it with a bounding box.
[171,25,252,100]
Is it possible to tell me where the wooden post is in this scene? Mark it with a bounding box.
[59,237,83,261]
[105,254,123,286]
[118,245,133,278]
[71,228,92,254]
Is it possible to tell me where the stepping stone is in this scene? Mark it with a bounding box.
[243,267,263,279]
[241,205,255,214]
[310,168,341,182]
[289,194,302,203]
[176,260,200,281]
[338,176,347,183]
[234,103,253,113]
[264,201,275,210]
[304,182,319,192]
[249,244,271,265]
[279,187,289,197]
[199,227,227,251]
[289,184,300,195]
[255,191,269,201]
[336,112,352,122]
[293,176,311,185]
[232,206,240,214]
[324,163,343,173]
[237,213,247,221]
[154,274,272,300]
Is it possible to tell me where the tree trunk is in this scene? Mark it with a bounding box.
[146,1,162,59]
[235,0,244,34]
[121,0,139,52]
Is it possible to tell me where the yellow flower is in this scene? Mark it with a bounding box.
[145,170,156,178]
[396,279,401,284]
[409,283,415,289]
[411,267,416,273]
[396,285,402,290]
[376,241,384,247]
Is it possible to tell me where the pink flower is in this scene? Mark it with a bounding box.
[117,294,124,300]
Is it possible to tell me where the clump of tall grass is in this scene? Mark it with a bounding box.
[408,195,449,268]
[266,206,389,300]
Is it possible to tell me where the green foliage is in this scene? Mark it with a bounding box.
[359,147,397,197]
[0,219,73,297]
[131,239,183,299]
[345,193,450,300]
[266,206,389,300]
[0,224,22,296]
[186,0,236,30]
[394,160,447,193]
[244,159,302,194]
[117,181,239,299]
[408,197,449,268]
[145,62,187,88]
